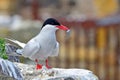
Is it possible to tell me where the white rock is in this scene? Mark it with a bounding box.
[0,58,23,80]
[14,63,99,80]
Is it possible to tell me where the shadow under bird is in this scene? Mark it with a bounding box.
[6,18,70,70]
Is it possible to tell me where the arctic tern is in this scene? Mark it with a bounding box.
[6,18,70,69]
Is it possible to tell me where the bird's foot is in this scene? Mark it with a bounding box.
[46,64,52,69]
[36,64,42,70]
[45,59,52,69]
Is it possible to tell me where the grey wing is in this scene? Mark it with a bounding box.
[22,39,40,60]
[51,42,59,56]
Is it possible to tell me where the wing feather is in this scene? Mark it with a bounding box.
[22,39,40,60]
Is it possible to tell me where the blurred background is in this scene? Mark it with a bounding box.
[0,0,120,80]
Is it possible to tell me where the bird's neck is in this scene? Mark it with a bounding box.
[37,28,57,40]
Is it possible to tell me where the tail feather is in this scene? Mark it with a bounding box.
[5,38,26,48]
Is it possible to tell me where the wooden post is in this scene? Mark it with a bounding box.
[96,27,107,80]
[32,0,39,20]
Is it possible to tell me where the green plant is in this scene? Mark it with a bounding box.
[0,38,8,59]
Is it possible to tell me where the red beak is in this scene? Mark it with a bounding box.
[57,25,69,31]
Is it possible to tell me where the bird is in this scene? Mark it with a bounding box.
[6,18,70,70]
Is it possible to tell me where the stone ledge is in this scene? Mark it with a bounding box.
[15,63,99,80]
[0,58,98,80]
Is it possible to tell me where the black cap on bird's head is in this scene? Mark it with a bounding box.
[42,18,60,28]
[41,18,70,31]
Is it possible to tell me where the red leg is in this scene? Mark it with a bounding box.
[45,59,52,69]
[35,59,42,70]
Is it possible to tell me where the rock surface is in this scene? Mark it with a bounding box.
[0,58,23,80]
[15,63,99,80]
[0,58,98,80]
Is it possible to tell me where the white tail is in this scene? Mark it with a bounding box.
[5,38,26,48]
